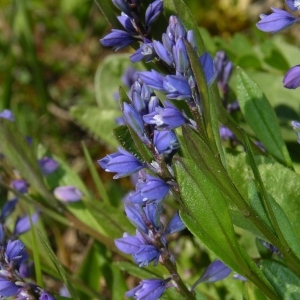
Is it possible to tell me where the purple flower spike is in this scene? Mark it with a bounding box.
[54,186,83,202]
[14,212,39,236]
[145,0,163,28]
[100,29,136,51]
[191,260,231,290]
[98,148,144,179]
[163,74,192,100]
[153,130,180,154]
[286,0,300,11]
[291,121,300,144]
[0,277,19,297]
[283,65,300,89]
[11,179,28,194]
[0,109,14,121]
[126,279,167,300]
[256,8,298,33]
[38,156,59,175]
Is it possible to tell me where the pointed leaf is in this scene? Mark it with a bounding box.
[235,67,292,167]
[260,260,300,299]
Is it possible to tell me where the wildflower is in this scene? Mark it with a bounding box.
[0,198,18,223]
[126,278,169,300]
[14,212,39,236]
[0,109,14,122]
[11,180,28,194]
[286,0,300,11]
[145,0,164,28]
[283,65,300,89]
[130,174,170,203]
[54,186,83,202]
[219,125,235,141]
[0,277,19,298]
[214,51,233,93]
[291,121,300,143]
[163,74,192,100]
[130,41,157,63]
[38,157,59,175]
[115,231,160,267]
[153,130,180,154]
[100,29,136,51]
[256,8,298,33]
[143,100,186,129]
[138,70,165,92]
[164,212,185,235]
[98,148,144,179]
[191,260,231,291]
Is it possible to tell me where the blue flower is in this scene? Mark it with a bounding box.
[0,277,19,298]
[173,37,189,73]
[115,231,160,267]
[0,198,18,223]
[0,109,14,122]
[126,278,168,300]
[143,100,186,129]
[256,8,298,33]
[286,0,300,11]
[163,74,192,100]
[291,121,300,144]
[164,212,185,235]
[130,174,170,203]
[123,102,146,141]
[38,156,59,175]
[98,148,144,179]
[14,212,39,236]
[145,0,163,28]
[11,180,28,194]
[200,52,217,86]
[219,125,235,141]
[112,0,132,16]
[5,240,27,268]
[153,130,180,154]
[283,65,300,89]
[191,260,231,291]
[130,41,157,63]
[138,70,165,92]
[153,40,174,66]
[54,186,83,202]
[100,29,136,51]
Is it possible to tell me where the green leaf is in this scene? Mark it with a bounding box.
[77,243,102,300]
[113,125,152,163]
[70,105,119,148]
[235,67,292,167]
[93,0,120,29]
[248,181,273,233]
[267,195,300,261]
[226,152,300,240]
[260,260,300,299]
[37,228,79,300]
[175,157,248,272]
[164,0,206,54]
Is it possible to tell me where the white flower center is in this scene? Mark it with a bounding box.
[294,0,300,10]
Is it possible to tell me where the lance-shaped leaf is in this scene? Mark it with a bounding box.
[184,42,223,161]
[175,157,278,298]
[94,0,121,30]
[0,119,56,206]
[235,67,292,167]
[260,260,300,299]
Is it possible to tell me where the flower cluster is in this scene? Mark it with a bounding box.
[100,0,163,62]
